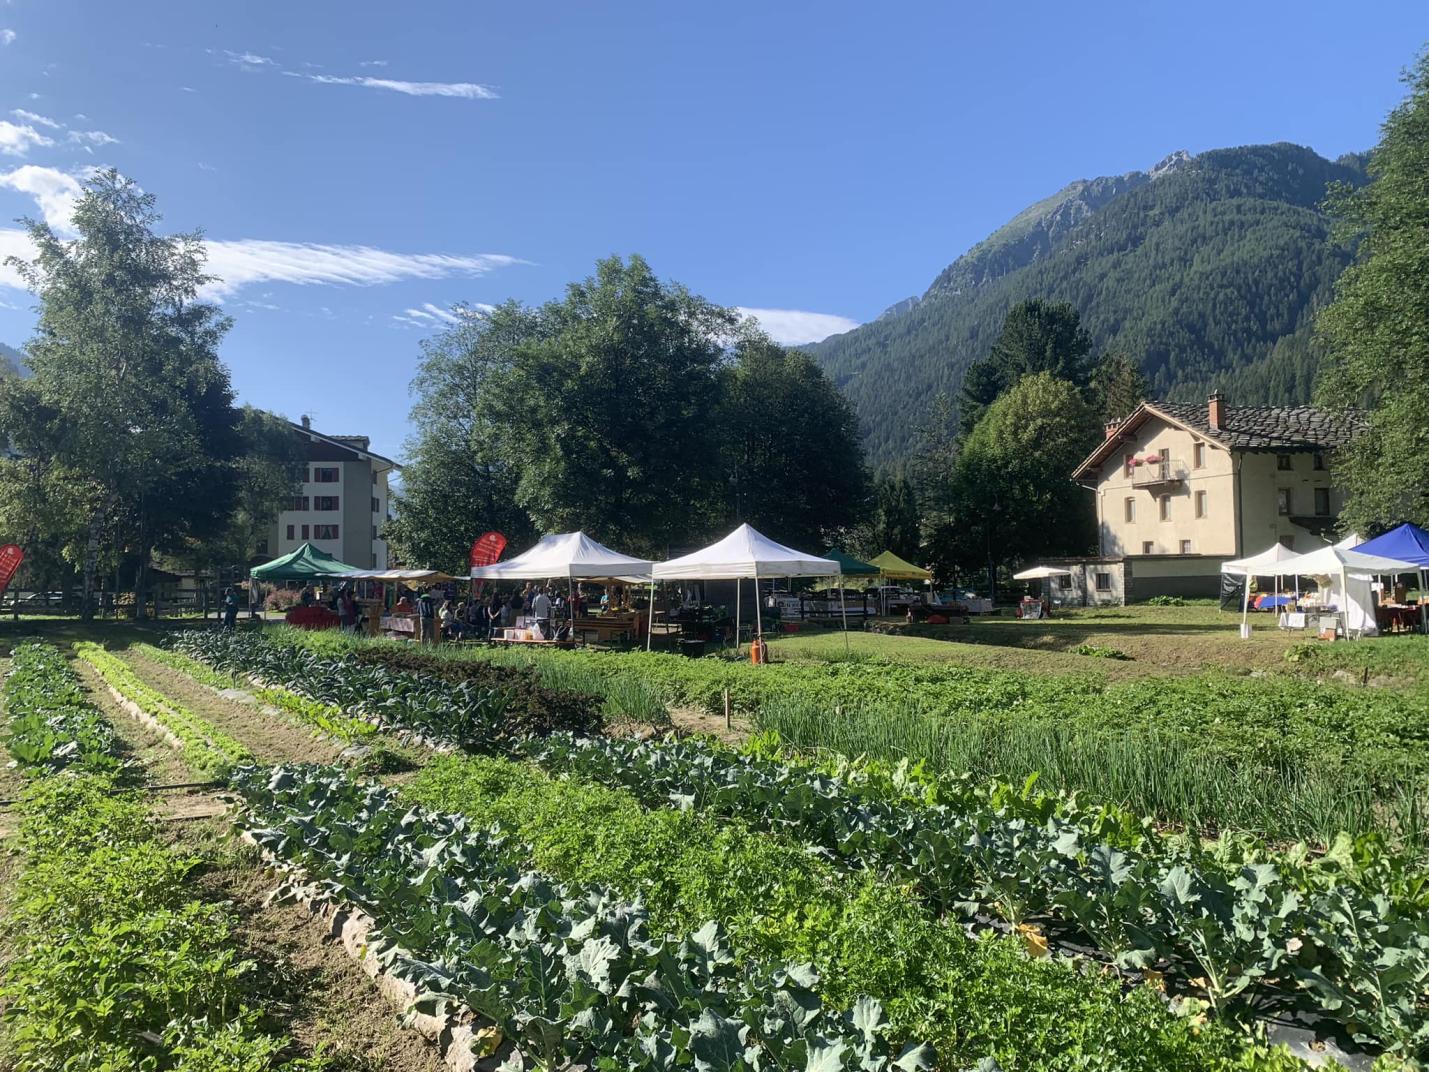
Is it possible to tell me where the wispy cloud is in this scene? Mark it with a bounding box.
[217,48,275,68]
[289,72,498,99]
[0,121,53,157]
[0,172,524,300]
[11,108,59,129]
[1,29,16,47]
[201,242,520,299]
[68,129,119,150]
[392,301,492,328]
[735,307,860,347]
[359,59,389,68]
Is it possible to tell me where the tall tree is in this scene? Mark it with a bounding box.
[1090,351,1149,420]
[4,170,241,617]
[861,471,921,561]
[387,301,540,571]
[478,255,733,555]
[1315,51,1429,531]
[718,335,869,549]
[958,299,1093,436]
[946,372,1099,585]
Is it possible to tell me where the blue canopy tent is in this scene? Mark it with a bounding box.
[1353,524,1429,632]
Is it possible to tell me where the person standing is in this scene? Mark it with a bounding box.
[221,586,240,631]
[488,590,506,638]
[336,584,353,632]
[531,586,553,640]
[417,587,437,645]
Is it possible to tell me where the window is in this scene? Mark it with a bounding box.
[1313,452,1326,471]
[1314,487,1331,516]
[1159,495,1171,521]
[1142,541,1154,555]
[314,466,340,483]
[287,495,309,512]
[1094,572,1112,592]
[1123,454,1135,478]
[371,523,378,542]
[1055,575,1072,590]
[313,524,339,540]
[371,496,379,514]
[1277,488,1292,516]
[315,496,339,511]
[1124,497,1136,523]
[300,524,310,540]
[1193,442,1205,469]
[1180,540,1193,555]
[285,524,294,540]
[1276,454,1293,471]
[1195,490,1207,519]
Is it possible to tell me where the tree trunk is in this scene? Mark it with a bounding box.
[80,523,99,621]
[133,524,150,622]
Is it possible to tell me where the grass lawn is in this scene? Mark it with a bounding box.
[767,602,1429,684]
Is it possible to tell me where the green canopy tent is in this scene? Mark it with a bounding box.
[250,542,361,581]
[823,549,879,651]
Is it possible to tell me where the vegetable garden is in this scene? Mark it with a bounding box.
[2,625,1427,1070]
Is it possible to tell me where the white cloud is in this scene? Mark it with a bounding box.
[218,49,275,68]
[200,241,520,299]
[392,301,494,328]
[359,59,389,68]
[292,73,498,99]
[0,165,85,230]
[68,129,119,149]
[0,121,53,157]
[734,307,860,346]
[11,109,59,129]
[1,29,15,46]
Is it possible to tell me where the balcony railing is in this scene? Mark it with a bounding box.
[1129,460,1187,488]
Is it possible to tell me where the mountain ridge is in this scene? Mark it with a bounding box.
[805,142,1368,465]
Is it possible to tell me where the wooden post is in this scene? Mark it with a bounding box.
[723,688,731,730]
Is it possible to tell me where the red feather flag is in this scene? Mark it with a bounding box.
[469,532,508,570]
[0,544,24,600]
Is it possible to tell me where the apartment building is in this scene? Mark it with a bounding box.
[1066,393,1362,601]
[265,416,398,570]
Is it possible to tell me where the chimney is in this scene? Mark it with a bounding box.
[1208,391,1225,432]
[1104,419,1122,440]
[300,414,311,430]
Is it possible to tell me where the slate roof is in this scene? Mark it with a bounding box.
[1148,402,1364,452]
[1073,399,1363,480]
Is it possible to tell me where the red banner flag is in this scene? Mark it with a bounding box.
[469,531,508,570]
[0,544,24,599]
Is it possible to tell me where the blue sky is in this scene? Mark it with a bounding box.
[0,2,1424,460]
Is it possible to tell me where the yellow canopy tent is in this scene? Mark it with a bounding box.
[870,550,932,581]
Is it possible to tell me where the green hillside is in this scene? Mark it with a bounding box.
[808,143,1367,465]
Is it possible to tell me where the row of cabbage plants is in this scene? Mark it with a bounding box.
[2,640,123,774]
[169,630,601,746]
[519,733,1429,1060]
[234,763,936,1072]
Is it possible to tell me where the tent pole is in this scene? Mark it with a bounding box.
[1241,569,1250,634]
[839,573,849,653]
[735,577,741,655]
[646,580,656,651]
[754,569,763,647]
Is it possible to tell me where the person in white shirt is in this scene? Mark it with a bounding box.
[531,588,553,639]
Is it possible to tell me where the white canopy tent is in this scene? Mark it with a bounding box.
[1221,542,1306,635]
[1012,565,1074,580]
[469,531,652,582]
[648,524,839,652]
[1273,545,1421,638]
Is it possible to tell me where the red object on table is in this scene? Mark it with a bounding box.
[0,544,23,599]
[285,605,340,630]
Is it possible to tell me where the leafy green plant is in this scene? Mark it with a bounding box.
[74,642,253,778]
[1069,643,1133,660]
[2,640,124,774]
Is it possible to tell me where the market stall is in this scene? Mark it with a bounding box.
[249,542,361,628]
[470,531,652,645]
[1011,565,1072,619]
[1352,523,1429,633]
[822,548,879,650]
[335,569,461,637]
[868,550,932,614]
[650,524,837,658]
[1265,544,1420,639]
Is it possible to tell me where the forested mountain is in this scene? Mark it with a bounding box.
[807,143,1368,465]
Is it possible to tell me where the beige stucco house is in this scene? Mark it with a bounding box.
[1063,393,1362,602]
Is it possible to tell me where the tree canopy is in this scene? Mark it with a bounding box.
[1315,51,1429,531]
[959,299,1093,436]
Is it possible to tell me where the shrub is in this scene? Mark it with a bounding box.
[263,588,301,612]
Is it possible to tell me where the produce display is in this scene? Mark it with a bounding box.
[233,763,935,1072]
[168,630,601,747]
[2,640,122,774]
[75,641,253,778]
[520,732,1429,1059]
